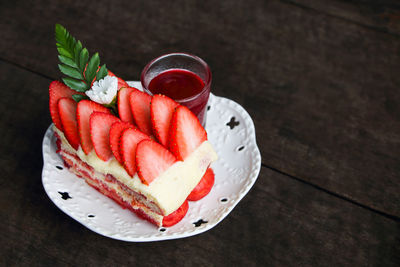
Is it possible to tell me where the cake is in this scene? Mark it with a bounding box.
[49,24,217,227]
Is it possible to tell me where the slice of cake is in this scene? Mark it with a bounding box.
[49,24,217,227]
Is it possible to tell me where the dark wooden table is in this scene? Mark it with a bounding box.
[1,0,399,266]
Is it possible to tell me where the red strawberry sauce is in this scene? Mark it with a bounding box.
[147,69,210,126]
[148,69,204,100]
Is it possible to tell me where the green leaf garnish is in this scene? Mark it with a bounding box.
[58,64,84,80]
[97,64,108,81]
[74,41,83,64]
[55,24,108,92]
[62,77,89,92]
[79,48,89,72]
[85,52,100,85]
[58,55,77,68]
[72,94,88,102]
[57,47,73,58]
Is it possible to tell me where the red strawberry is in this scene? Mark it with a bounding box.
[120,128,150,177]
[90,112,120,161]
[169,105,207,160]
[117,77,129,89]
[77,100,111,155]
[150,94,179,147]
[58,97,80,150]
[107,70,129,89]
[130,90,153,136]
[187,168,215,201]
[109,121,135,164]
[136,139,177,185]
[49,81,79,130]
[117,87,138,124]
[162,200,189,227]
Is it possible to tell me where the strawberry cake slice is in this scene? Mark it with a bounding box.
[52,83,218,226]
[51,81,217,227]
[50,24,217,227]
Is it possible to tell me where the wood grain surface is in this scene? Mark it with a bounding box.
[285,0,400,35]
[0,0,399,266]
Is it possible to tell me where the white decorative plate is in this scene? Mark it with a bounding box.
[42,81,261,242]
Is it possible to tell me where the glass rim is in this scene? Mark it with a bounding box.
[140,52,212,103]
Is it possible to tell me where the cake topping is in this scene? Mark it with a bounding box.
[49,80,79,130]
[136,139,177,185]
[117,87,137,124]
[120,128,150,177]
[85,75,118,105]
[109,121,135,164]
[107,70,130,90]
[55,24,108,100]
[169,105,207,160]
[89,112,120,161]
[77,100,111,154]
[150,94,179,147]
[129,90,153,136]
[58,97,80,150]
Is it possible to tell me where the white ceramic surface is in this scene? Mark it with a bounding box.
[42,81,261,242]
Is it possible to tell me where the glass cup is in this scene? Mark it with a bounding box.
[141,53,212,127]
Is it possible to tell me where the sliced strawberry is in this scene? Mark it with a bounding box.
[107,70,129,89]
[120,128,150,177]
[90,112,120,161]
[130,90,153,136]
[107,70,115,76]
[150,94,179,147]
[136,139,177,185]
[117,77,129,89]
[169,105,207,160]
[162,200,189,227]
[49,81,79,130]
[58,97,80,150]
[109,121,135,164]
[77,100,111,155]
[107,70,129,90]
[187,168,215,201]
[117,87,138,124]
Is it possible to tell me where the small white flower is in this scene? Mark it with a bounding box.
[85,75,118,105]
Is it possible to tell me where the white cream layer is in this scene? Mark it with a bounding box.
[54,126,218,215]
